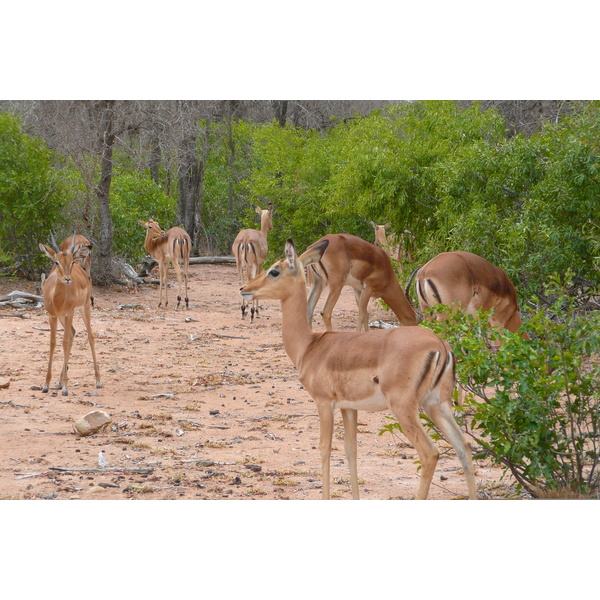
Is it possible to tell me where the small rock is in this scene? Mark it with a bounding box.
[73,410,113,437]
[0,378,10,389]
[209,409,220,416]
[245,464,262,472]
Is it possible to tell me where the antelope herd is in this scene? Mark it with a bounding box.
[36,210,529,500]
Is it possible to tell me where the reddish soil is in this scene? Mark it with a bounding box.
[0,261,510,501]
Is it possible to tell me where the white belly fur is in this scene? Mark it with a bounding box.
[335,389,388,412]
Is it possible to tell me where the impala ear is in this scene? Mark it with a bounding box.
[284,239,297,269]
[39,243,55,260]
[298,238,329,268]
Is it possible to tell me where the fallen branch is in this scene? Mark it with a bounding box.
[0,290,44,309]
[49,466,154,474]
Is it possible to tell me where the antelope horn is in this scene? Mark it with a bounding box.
[49,231,60,252]
[70,230,77,253]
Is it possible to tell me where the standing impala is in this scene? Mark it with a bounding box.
[406,250,528,341]
[38,233,101,396]
[241,239,477,500]
[303,233,417,331]
[59,233,94,305]
[138,219,191,310]
[370,222,415,267]
[232,203,273,322]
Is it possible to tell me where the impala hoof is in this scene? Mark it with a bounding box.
[42,386,48,393]
[62,389,68,396]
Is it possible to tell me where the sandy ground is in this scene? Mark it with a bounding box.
[0,260,512,501]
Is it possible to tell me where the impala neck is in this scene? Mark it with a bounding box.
[279,278,316,367]
[260,216,271,238]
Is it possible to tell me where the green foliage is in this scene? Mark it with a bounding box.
[420,277,600,497]
[110,173,176,263]
[0,112,66,277]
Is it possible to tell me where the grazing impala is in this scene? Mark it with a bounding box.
[303,233,417,331]
[232,203,273,322]
[138,219,191,310]
[406,250,528,341]
[241,239,477,500]
[38,233,101,396]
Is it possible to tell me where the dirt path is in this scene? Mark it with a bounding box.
[0,261,509,501]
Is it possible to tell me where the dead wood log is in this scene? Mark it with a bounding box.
[0,290,44,309]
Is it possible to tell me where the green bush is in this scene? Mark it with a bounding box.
[0,112,65,277]
[109,173,176,263]
[416,279,600,498]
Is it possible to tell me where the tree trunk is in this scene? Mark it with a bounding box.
[273,100,288,126]
[177,133,200,244]
[94,100,116,285]
[193,118,210,252]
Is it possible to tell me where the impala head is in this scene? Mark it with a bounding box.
[39,232,78,285]
[139,218,167,240]
[371,221,390,245]
[60,232,93,272]
[241,238,329,302]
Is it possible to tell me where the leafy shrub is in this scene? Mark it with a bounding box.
[0,112,66,277]
[109,173,176,263]
[381,277,600,498]
[418,280,600,498]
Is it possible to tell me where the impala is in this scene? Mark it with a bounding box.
[139,219,191,310]
[303,233,417,332]
[371,222,415,267]
[406,250,528,341]
[59,233,92,274]
[232,203,273,322]
[59,233,94,305]
[240,239,477,499]
[38,233,101,396]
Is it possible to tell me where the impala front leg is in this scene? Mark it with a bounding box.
[317,401,335,499]
[341,408,360,499]
[43,315,58,393]
[59,313,75,396]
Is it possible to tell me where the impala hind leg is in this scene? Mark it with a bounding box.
[391,400,440,500]
[341,408,360,499]
[173,258,189,310]
[356,287,373,332]
[421,393,477,499]
[316,402,335,499]
[80,304,102,389]
[320,285,344,331]
[306,267,326,327]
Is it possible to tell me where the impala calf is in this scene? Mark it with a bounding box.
[407,250,528,342]
[139,219,191,310]
[38,233,101,396]
[241,239,477,500]
[302,233,417,332]
[232,203,273,322]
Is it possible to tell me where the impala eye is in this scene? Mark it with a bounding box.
[269,268,280,278]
